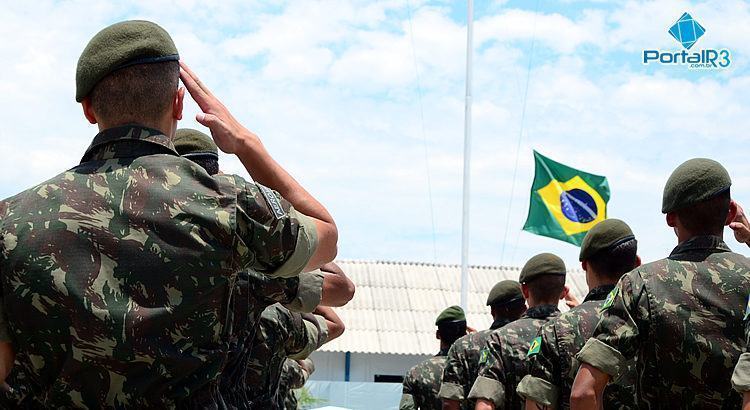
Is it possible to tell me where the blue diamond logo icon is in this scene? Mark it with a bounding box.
[668,12,706,50]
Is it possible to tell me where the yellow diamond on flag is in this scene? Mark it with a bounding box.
[537,175,606,236]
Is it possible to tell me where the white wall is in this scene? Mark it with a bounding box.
[310,351,431,382]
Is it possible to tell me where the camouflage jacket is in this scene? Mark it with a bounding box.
[0,126,317,408]
[438,318,511,408]
[469,305,560,409]
[518,285,635,409]
[245,304,327,408]
[278,358,311,410]
[578,236,750,409]
[732,302,750,393]
[400,348,450,410]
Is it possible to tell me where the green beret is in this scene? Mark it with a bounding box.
[174,128,219,158]
[579,219,635,261]
[519,253,566,284]
[76,20,179,102]
[435,305,466,326]
[662,158,731,213]
[486,280,523,306]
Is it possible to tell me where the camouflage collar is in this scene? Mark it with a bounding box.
[669,235,731,261]
[490,317,512,330]
[583,284,616,303]
[81,125,179,163]
[522,304,559,320]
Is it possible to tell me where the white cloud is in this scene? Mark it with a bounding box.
[1,0,749,270]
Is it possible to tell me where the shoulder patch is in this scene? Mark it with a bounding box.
[479,348,489,365]
[600,287,618,312]
[744,294,750,321]
[527,336,541,357]
[257,183,287,220]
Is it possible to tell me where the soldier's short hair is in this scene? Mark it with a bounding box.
[674,189,731,236]
[90,60,179,127]
[525,274,565,303]
[189,156,219,176]
[437,320,467,346]
[586,238,638,280]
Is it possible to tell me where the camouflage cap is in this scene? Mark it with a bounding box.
[435,305,466,326]
[661,158,731,213]
[486,280,523,306]
[519,253,566,284]
[579,219,635,261]
[76,20,179,102]
[174,128,219,159]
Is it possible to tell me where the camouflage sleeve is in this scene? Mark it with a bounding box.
[235,181,318,278]
[732,300,750,392]
[285,270,324,313]
[577,272,647,379]
[438,342,468,401]
[287,314,328,360]
[400,372,417,410]
[0,201,9,342]
[282,359,311,389]
[517,322,561,407]
[468,334,506,406]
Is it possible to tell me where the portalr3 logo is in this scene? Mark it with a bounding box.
[643,12,731,69]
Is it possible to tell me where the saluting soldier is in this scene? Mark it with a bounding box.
[401,306,468,410]
[439,280,527,410]
[0,20,338,408]
[572,159,750,409]
[469,253,568,410]
[518,219,639,409]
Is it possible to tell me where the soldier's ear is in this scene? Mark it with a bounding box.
[635,255,642,268]
[435,330,441,340]
[81,97,97,125]
[666,212,678,228]
[173,87,185,120]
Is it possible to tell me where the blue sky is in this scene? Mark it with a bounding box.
[1,0,749,270]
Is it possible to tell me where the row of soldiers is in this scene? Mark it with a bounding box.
[0,20,357,408]
[401,158,750,409]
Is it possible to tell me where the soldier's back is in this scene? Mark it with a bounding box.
[0,128,301,407]
[624,238,750,408]
[403,355,448,410]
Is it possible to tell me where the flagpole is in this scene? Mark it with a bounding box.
[460,0,474,310]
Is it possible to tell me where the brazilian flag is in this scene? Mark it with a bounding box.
[522,151,610,246]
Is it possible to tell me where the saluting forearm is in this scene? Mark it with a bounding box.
[235,135,338,269]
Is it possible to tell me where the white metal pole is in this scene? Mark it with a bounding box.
[460,0,474,310]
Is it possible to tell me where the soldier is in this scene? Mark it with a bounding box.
[245,305,344,408]
[439,280,527,410]
[469,253,567,410]
[401,306,468,410]
[278,358,315,410]
[571,158,750,409]
[732,204,750,410]
[518,219,639,409]
[0,20,338,407]
[173,128,354,408]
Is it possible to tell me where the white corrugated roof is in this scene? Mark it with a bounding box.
[320,260,588,355]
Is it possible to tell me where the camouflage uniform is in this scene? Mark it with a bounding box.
[468,305,560,409]
[577,236,750,408]
[0,126,317,408]
[517,286,635,409]
[217,270,322,408]
[438,318,511,409]
[400,348,450,410]
[245,304,327,408]
[278,358,312,410]
[732,305,750,394]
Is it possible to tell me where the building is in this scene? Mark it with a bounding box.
[310,260,588,383]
